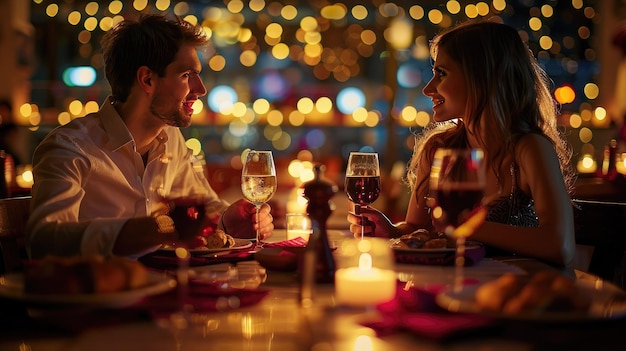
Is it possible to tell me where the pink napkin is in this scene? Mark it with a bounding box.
[138,279,269,318]
[263,237,308,248]
[361,280,496,340]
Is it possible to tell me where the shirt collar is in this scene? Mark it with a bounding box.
[99,96,169,152]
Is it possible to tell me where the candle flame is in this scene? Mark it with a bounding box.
[358,253,372,271]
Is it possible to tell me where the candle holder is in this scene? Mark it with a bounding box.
[334,237,396,307]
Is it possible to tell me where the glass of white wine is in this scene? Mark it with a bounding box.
[241,150,277,251]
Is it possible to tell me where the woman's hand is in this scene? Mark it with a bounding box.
[220,199,274,240]
[346,203,397,239]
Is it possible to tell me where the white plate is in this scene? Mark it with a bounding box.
[436,280,626,322]
[0,271,175,308]
[159,238,253,256]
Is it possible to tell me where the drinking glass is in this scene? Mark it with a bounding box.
[345,152,381,239]
[429,148,486,292]
[241,150,277,250]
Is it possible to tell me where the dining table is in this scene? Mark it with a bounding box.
[1,229,626,351]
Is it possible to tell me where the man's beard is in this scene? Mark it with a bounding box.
[150,98,191,128]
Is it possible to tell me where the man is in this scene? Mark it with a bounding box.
[26,14,273,259]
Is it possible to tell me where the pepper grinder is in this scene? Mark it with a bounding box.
[299,163,337,306]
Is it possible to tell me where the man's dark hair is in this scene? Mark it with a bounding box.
[100,14,208,102]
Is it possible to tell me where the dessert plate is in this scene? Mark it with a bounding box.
[159,238,253,256]
[436,280,626,322]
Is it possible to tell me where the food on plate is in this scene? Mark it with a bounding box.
[24,255,149,294]
[392,229,453,249]
[194,228,236,249]
[474,271,591,315]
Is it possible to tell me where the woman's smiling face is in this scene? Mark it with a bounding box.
[422,49,468,123]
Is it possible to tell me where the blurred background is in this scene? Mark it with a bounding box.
[0,0,624,225]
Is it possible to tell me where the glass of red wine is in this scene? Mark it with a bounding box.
[429,148,486,291]
[345,152,381,239]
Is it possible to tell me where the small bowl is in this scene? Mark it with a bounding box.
[255,247,306,272]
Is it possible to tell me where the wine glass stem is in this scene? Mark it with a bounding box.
[255,205,263,249]
[361,214,365,240]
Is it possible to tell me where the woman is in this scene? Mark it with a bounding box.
[348,19,576,266]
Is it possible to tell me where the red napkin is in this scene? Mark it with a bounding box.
[263,237,308,248]
[361,280,496,340]
[138,279,269,318]
[139,250,254,270]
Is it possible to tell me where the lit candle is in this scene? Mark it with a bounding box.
[576,154,597,174]
[335,252,396,307]
[286,213,312,242]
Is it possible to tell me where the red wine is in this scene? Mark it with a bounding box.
[345,176,381,205]
[434,187,483,227]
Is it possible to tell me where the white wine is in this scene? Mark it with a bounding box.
[241,175,277,206]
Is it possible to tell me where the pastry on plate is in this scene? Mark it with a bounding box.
[392,229,452,249]
[474,271,591,315]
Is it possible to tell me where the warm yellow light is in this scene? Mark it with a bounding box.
[231,102,246,118]
[464,4,478,18]
[554,85,575,104]
[352,107,368,123]
[84,17,98,31]
[209,55,226,71]
[133,0,148,11]
[68,11,81,26]
[253,99,270,115]
[529,17,542,31]
[315,97,333,113]
[476,2,490,16]
[249,0,265,12]
[569,113,582,129]
[85,101,99,114]
[192,100,204,115]
[289,110,305,126]
[85,2,99,16]
[427,9,443,24]
[68,100,84,116]
[300,16,318,32]
[58,112,72,125]
[385,17,413,50]
[579,127,593,143]
[352,5,368,20]
[226,0,244,13]
[446,1,461,15]
[539,36,553,50]
[321,4,347,20]
[281,5,298,20]
[297,97,314,114]
[266,110,284,126]
[240,50,257,67]
[266,23,283,38]
[46,4,59,17]
[594,107,607,121]
[272,43,290,60]
[493,0,507,11]
[108,1,123,15]
[584,83,599,99]
[155,0,171,11]
[409,5,425,20]
[416,111,431,127]
[185,138,202,155]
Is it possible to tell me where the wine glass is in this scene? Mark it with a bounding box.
[429,148,486,292]
[345,152,381,239]
[241,150,277,251]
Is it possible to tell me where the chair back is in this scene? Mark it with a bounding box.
[572,199,626,287]
[0,196,31,273]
